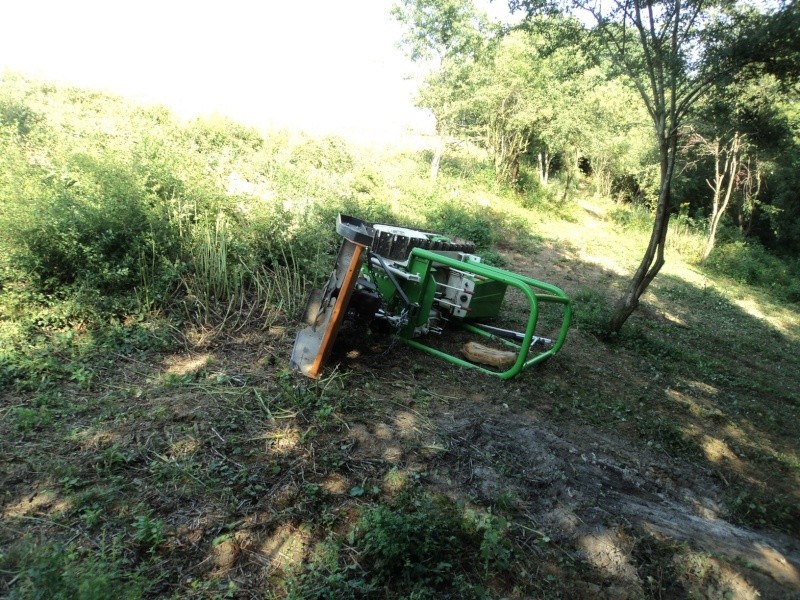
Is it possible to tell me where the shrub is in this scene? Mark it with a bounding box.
[608,203,654,232]
[284,491,515,599]
[355,493,515,595]
[18,192,175,294]
[704,239,800,302]
[521,176,559,209]
[289,135,354,174]
[425,202,498,249]
[356,494,469,589]
[0,536,149,599]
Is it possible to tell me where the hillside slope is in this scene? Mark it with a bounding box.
[3,189,799,598]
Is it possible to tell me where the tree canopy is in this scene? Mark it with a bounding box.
[394,0,799,332]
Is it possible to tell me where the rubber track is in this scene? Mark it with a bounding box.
[370,228,475,261]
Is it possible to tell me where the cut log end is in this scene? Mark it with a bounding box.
[462,341,517,369]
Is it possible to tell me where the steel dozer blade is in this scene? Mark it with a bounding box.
[290,215,374,379]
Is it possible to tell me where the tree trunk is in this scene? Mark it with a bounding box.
[701,133,741,263]
[700,167,734,262]
[560,146,580,202]
[561,168,573,202]
[738,156,761,237]
[538,151,551,185]
[430,134,444,181]
[510,156,520,186]
[607,134,676,335]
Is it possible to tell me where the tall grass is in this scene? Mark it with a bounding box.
[609,201,706,260]
[252,259,309,328]
[667,212,706,259]
[3,74,797,342]
[704,239,800,301]
[178,214,310,330]
[187,213,240,306]
[606,200,800,302]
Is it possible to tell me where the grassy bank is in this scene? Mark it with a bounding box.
[1,75,799,599]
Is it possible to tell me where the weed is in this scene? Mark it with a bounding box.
[281,489,516,599]
[60,475,83,492]
[608,202,655,232]
[352,491,506,595]
[284,540,375,600]
[252,258,308,327]
[636,414,696,456]
[572,288,611,337]
[162,372,197,387]
[131,514,166,553]
[728,487,800,535]
[80,506,104,528]
[630,534,686,599]
[704,238,800,302]
[667,208,705,258]
[0,535,150,599]
[95,445,135,475]
[425,202,498,250]
[476,248,509,268]
[470,510,514,574]
[12,406,53,433]
[493,491,519,513]
[185,578,239,599]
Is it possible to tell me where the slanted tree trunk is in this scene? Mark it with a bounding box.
[603,0,686,336]
[511,0,795,336]
[608,130,677,334]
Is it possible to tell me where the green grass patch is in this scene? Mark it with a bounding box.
[0,536,153,599]
[284,489,516,599]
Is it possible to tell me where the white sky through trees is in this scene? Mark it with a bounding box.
[0,0,515,142]
[1,0,418,139]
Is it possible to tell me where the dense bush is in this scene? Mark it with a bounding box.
[425,201,498,249]
[0,537,150,599]
[705,239,800,302]
[13,177,178,295]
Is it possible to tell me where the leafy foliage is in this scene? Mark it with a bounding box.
[0,537,150,599]
[285,490,513,599]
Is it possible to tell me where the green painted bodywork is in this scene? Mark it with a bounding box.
[468,279,507,318]
[361,248,572,379]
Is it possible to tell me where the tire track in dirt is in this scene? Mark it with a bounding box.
[432,404,800,595]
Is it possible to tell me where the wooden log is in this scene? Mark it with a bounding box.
[462,341,517,368]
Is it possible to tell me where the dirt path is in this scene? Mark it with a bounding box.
[425,399,800,597]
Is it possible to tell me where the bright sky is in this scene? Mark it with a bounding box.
[0,0,516,143]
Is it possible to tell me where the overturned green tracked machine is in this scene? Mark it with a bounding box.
[290,214,572,379]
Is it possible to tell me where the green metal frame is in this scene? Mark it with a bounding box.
[397,248,572,379]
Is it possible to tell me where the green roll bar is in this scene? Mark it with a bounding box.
[398,248,572,379]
